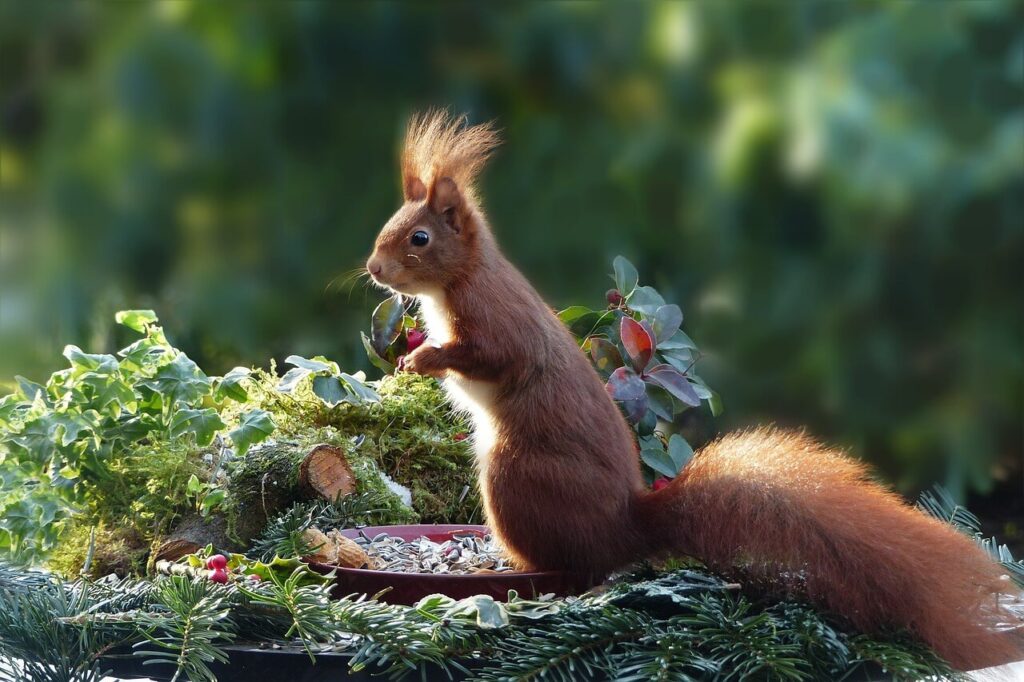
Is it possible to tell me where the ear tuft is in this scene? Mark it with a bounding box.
[429,177,463,232]
[404,176,427,202]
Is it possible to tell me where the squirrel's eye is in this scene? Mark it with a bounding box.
[410,230,429,247]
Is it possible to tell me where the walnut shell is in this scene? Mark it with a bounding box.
[327,530,372,569]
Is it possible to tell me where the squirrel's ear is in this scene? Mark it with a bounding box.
[403,176,427,202]
[428,176,464,233]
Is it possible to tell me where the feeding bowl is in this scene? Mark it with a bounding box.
[307,524,588,604]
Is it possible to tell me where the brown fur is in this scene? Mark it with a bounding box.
[366,110,1021,671]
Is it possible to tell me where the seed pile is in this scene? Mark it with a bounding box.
[354,531,514,575]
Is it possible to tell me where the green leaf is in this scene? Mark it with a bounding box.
[590,338,624,375]
[361,332,396,374]
[284,355,337,374]
[15,376,47,403]
[214,367,251,403]
[558,306,615,339]
[707,390,724,417]
[140,354,212,407]
[339,373,381,404]
[645,384,675,421]
[115,309,158,332]
[652,305,683,344]
[311,375,346,406]
[612,256,639,297]
[63,345,119,375]
[80,374,139,415]
[627,286,666,316]
[187,473,203,495]
[52,411,101,447]
[0,394,25,428]
[668,434,695,472]
[229,409,275,457]
[169,407,227,446]
[117,334,172,372]
[371,295,406,356]
[659,330,698,350]
[641,447,678,478]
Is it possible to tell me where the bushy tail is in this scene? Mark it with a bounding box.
[634,428,1021,670]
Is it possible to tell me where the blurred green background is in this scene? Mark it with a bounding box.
[1,2,1021,523]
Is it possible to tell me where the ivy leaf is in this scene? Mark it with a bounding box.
[311,376,346,406]
[52,411,101,447]
[114,309,158,333]
[118,335,172,372]
[668,434,695,472]
[169,408,227,446]
[652,305,683,344]
[80,374,138,416]
[229,409,275,457]
[215,367,251,403]
[612,256,639,298]
[140,354,212,407]
[590,338,624,375]
[605,367,646,402]
[15,376,47,403]
[284,355,337,374]
[63,345,119,376]
[0,394,23,428]
[641,447,678,478]
[361,332,396,374]
[371,295,406,356]
[627,286,666,316]
[620,317,654,373]
[645,364,701,407]
[339,373,381,404]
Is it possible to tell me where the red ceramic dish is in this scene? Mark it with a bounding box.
[307,524,587,605]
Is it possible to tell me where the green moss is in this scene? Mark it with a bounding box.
[224,442,307,544]
[245,370,480,523]
[47,520,149,579]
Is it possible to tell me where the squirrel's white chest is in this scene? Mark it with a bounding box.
[416,292,498,467]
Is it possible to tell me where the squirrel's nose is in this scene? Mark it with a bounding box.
[367,258,383,278]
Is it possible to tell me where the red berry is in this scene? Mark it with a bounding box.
[209,568,228,584]
[206,554,227,570]
[406,328,426,353]
[652,477,671,491]
[453,432,468,442]
[606,289,624,306]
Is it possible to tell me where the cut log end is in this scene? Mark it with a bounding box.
[299,444,356,502]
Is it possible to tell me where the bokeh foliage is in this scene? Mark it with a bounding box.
[1,1,1021,500]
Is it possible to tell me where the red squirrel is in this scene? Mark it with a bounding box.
[366,110,1020,669]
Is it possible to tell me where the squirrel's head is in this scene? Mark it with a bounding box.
[367,110,500,296]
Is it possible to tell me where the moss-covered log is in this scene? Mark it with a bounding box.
[152,513,239,563]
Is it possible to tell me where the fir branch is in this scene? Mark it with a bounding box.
[134,576,234,682]
[473,607,651,682]
[235,566,335,662]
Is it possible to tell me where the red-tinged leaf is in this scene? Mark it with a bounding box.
[620,395,649,424]
[590,338,624,375]
[645,364,701,407]
[620,317,654,372]
[605,367,645,402]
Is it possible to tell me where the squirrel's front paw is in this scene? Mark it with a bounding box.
[400,344,447,378]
